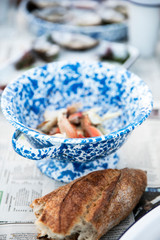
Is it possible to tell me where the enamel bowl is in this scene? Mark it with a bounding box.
[1,61,152,182]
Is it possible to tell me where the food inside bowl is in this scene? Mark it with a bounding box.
[36,103,121,138]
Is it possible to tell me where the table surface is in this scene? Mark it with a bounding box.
[0,6,160,238]
[130,39,160,105]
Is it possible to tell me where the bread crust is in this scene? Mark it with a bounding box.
[31,168,147,240]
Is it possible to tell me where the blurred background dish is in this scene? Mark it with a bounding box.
[19,0,128,41]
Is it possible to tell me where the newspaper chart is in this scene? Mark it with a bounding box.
[0,111,160,239]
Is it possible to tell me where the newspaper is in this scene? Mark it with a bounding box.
[0,223,37,239]
[118,116,160,188]
[0,111,160,239]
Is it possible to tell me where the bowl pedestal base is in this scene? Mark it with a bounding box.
[36,153,119,183]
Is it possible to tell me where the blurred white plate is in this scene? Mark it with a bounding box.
[120,206,160,240]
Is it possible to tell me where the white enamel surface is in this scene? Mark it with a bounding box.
[120,206,160,240]
[129,0,160,6]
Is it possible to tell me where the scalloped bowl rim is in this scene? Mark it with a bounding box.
[1,61,153,145]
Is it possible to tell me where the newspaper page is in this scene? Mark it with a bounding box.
[0,216,135,240]
[0,110,160,239]
[118,118,160,188]
[0,113,64,223]
[0,223,37,240]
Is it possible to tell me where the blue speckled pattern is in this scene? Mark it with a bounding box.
[36,153,119,183]
[20,1,127,40]
[1,61,153,182]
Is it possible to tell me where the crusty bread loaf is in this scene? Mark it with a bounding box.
[30,168,147,240]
